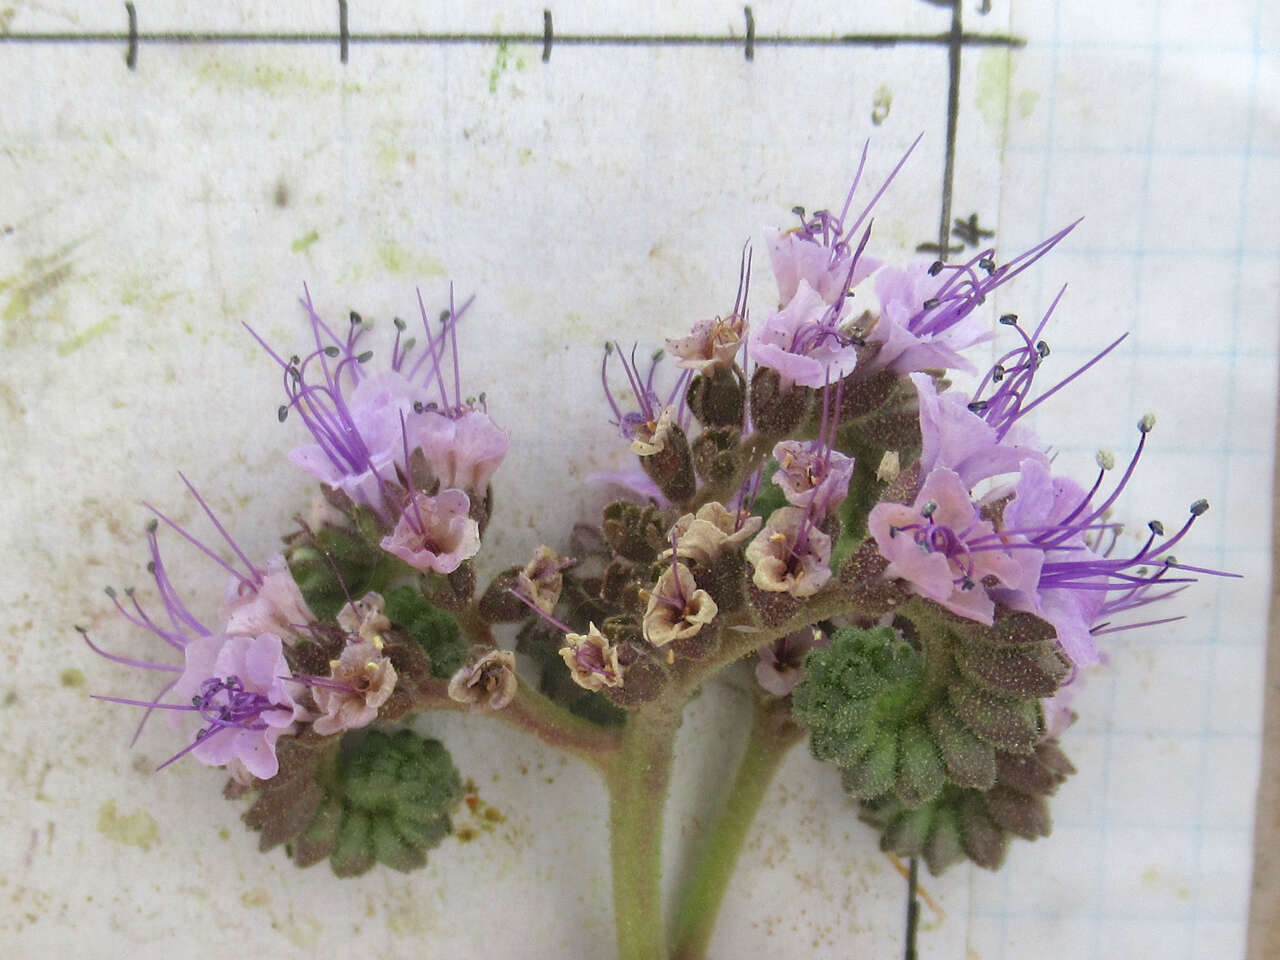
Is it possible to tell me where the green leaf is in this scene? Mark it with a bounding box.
[383,586,466,678]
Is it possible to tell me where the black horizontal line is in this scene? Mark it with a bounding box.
[0,30,1023,50]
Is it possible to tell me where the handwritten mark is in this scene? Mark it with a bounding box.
[338,0,349,63]
[124,2,137,70]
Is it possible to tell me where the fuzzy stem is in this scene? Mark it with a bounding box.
[605,703,681,960]
[413,678,621,769]
[668,693,804,960]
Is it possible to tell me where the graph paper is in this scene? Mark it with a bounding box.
[0,1,1274,957]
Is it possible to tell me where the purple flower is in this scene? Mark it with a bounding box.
[600,341,692,448]
[756,627,829,697]
[379,488,480,574]
[667,247,751,374]
[988,422,1233,667]
[169,633,310,782]
[765,227,879,307]
[414,408,509,494]
[862,220,1079,378]
[749,279,860,390]
[766,138,920,307]
[912,372,1047,489]
[87,484,316,780]
[870,262,989,374]
[220,553,315,645]
[745,505,833,598]
[868,466,1033,625]
[308,639,397,736]
[248,287,507,522]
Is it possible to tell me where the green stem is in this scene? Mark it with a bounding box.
[413,678,621,770]
[668,694,804,960]
[606,703,681,960]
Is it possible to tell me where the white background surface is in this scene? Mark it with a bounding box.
[1,2,1275,957]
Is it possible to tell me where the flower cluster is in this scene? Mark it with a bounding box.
[83,154,1229,933]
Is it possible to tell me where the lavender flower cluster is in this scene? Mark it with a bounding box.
[86,149,1228,892]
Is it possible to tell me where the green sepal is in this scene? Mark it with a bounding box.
[948,677,1044,754]
[927,705,997,790]
[383,585,466,678]
[895,722,946,806]
[236,729,462,878]
[287,515,386,621]
[859,737,1074,876]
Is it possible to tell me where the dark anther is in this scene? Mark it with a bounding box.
[889,526,899,538]
[1148,520,1165,536]
[287,366,301,382]
[992,364,1006,382]
[438,310,451,324]
[393,317,406,331]
[195,729,207,740]
[104,585,117,598]
[604,342,615,355]
[289,354,301,366]
[922,298,940,310]
[1165,555,1179,566]
[145,518,159,534]
[74,624,87,634]
[921,501,938,518]
[356,350,373,363]
[850,335,866,347]
[349,311,362,325]
[1190,499,1209,516]
[651,349,664,363]
[928,260,944,277]
[124,587,135,597]
[478,391,487,405]
[277,405,289,423]
[978,257,995,273]
[323,345,340,357]
[960,578,975,591]
[413,401,425,414]
[401,337,416,353]
[191,695,202,707]
[426,402,438,411]
[1036,340,1051,359]
[967,400,989,413]
[792,205,806,218]
[146,560,156,574]
[999,313,1018,325]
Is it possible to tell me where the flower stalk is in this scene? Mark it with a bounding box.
[669,691,805,960]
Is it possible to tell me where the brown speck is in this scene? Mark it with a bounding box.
[456,827,477,843]
[274,182,289,207]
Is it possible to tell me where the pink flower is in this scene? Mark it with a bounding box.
[288,368,427,517]
[867,262,989,375]
[756,627,829,697]
[310,640,397,736]
[170,633,310,782]
[220,553,315,645]
[380,489,480,574]
[749,280,860,390]
[771,440,855,516]
[745,506,833,598]
[765,227,879,306]
[411,408,509,493]
[912,373,1047,489]
[868,467,1033,625]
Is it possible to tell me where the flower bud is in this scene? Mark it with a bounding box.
[639,420,697,504]
[602,501,668,563]
[749,367,812,437]
[685,366,746,428]
[690,427,741,486]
